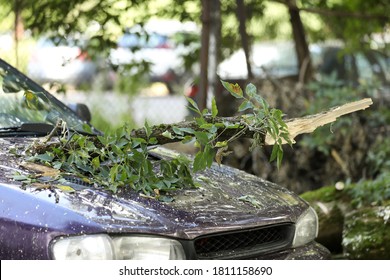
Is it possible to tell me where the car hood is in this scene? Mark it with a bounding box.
[0,137,307,240]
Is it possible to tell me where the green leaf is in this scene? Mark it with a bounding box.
[148,137,158,145]
[221,80,243,98]
[215,141,228,148]
[178,127,195,134]
[200,123,218,133]
[172,126,184,136]
[260,97,270,113]
[211,97,218,118]
[193,131,209,145]
[245,83,257,98]
[162,130,174,139]
[97,135,108,146]
[223,121,240,129]
[272,108,284,121]
[115,126,126,139]
[13,174,30,181]
[110,164,119,182]
[193,153,204,172]
[238,100,253,112]
[270,145,279,163]
[187,106,201,116]
[204,145,215,168]
[82,124,93,134]
[185,96,201,115]
[131,137,147,148]
[270,144,284,169]
[53,162,62,169]
[209,125,218,134]
[199,123,213,130]
[92,156,100,169]
[193,146,215,172]
[269,118,280,136]
[34,153,54,162]
[144,120,152,139]
[181,135,194,144]
[195,116,206,126]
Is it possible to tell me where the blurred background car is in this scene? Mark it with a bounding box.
[217,41,389,89]
[27,36,97,88]
[110,19,199,94]
[187,41,389,110]
[218,41,302,80]
[316,45,389,89]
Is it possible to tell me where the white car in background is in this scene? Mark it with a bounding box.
[110,19,199,93]
[217,41,389,88]
[27,36,97,87]
[218,41,304,80]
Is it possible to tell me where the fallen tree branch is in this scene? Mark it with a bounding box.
[131,115,256,145]
[131,98,373,146]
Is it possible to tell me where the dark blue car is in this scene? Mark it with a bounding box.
[0,58,330,260]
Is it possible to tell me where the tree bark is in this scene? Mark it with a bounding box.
[208,0,221,108]
[13,0,24,68]
[199,0,211,111]
[236,0,253,80]
[286,0,312,83]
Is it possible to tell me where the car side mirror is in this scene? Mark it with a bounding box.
[68,103,92,123]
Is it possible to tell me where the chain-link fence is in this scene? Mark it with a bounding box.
[58,91,189,130]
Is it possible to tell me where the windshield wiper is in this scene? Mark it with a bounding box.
[0,123,56,137]
[0,122,99,137]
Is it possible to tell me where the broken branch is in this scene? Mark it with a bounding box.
[265,98,373,145]
[132,98,373,147]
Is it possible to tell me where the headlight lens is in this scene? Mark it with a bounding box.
[52,234,115,260]
[292,207,319,247]
[112,236,186,260]
[52,235,186,260]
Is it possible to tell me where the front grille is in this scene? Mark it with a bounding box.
[193,224,293,259]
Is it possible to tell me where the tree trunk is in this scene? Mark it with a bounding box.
[208,0,221,108]
[286,0,312,83]
[13,0,24,68]
[199,0,211,111]
[236,0,253,80]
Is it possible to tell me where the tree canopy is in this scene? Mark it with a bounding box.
[2,0,388,60]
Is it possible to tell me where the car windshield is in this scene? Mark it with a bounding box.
[0,58,89,133]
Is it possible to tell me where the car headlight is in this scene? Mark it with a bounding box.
[292,207,319,248]
[52,235,186,260]
[112,236,185,260]
[52,234,115,260]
